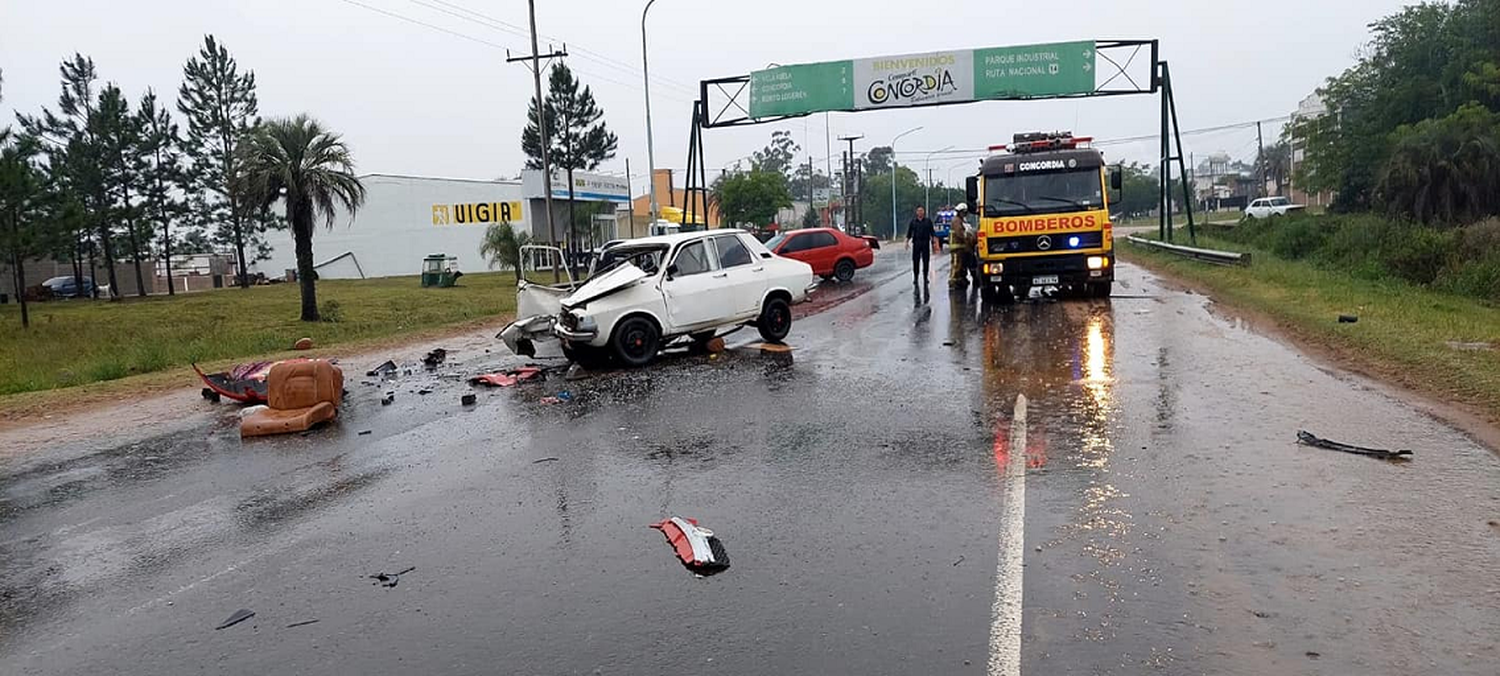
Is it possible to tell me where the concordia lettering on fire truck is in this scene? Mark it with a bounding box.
[963,131,1123,301]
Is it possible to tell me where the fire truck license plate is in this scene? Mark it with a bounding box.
[1032,275,1060,286]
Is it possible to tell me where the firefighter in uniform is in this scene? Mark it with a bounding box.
[948,203,972,289]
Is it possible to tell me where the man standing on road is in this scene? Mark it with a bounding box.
[905,206,935,286]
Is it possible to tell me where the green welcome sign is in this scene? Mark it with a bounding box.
[748,41,1096,119]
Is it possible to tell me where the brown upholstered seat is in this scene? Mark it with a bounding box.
[240,360,344,437]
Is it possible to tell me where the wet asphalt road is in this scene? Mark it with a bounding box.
[3,252,1500,675]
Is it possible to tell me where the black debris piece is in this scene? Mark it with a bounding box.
[215,608,255,630]
[417,388,433,396]
[422,349,448,368]
[1297,431,1412,461]
[358,430,372,436]
[1337,314,1358,323]
[952,555,965,567]
[532,457,559,464]
[461,393,477,406]
[201,387,220,402]
[370,566,416,588]
[381,393,395,406]
[285,619,320,629]
[366,360,398,377]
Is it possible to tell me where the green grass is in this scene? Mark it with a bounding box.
[1121,234,1500,422]
[0,272,517,396]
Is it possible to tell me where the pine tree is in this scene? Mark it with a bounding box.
[177,35,261,287]
[93,83,151,297]
[137,89,188,295]
[522,63,618,250]
[19,54,115,299]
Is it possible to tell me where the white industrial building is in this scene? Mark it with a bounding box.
[255,170,629,280]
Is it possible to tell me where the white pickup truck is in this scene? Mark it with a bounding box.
[1243,196,1306,220]
[499,231,816,368]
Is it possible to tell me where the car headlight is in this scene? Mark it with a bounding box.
[575,314,598,331]
[1086,256,1110,270]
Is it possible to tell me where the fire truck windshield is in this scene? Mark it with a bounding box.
[984,169,1104,217]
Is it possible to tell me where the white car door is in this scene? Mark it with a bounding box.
[661,239,724,330]
[709,234,768,318]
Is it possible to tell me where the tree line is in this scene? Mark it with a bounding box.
[1,35,365,326]
[1297,0,1500,224]
[711,131,1165,236]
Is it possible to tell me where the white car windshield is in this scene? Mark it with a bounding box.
[594,245,668,276]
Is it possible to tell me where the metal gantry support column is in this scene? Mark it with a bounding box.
[683,100,709,230]
[1156,60,1196,244]
[1165,62,1198,244]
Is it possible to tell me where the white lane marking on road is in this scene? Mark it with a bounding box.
[989,394,1028,676]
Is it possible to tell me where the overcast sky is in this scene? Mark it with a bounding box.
[3,0,1411,189]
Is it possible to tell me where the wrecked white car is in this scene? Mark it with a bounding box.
[500,232,816,368]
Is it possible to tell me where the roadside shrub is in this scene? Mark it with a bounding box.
[1382,226,1455,285]
[1436,254,1500,303]
[1265,217,1328,260]
[1454,218,1500,261]
[320,299,344,323]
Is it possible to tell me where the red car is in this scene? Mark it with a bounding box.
[766,228,876,282]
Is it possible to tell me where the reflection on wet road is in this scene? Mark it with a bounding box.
[2,254,1498,675]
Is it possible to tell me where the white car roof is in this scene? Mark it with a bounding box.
[614,230,750,248]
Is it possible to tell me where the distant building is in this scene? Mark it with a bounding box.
[628,169,721,236]
[254,173,528,280]
[1288,92,1334,207]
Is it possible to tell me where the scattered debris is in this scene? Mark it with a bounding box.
[195,361,277,404]
[952,555,965,567]
[370,566,416,588]
[285,619,320,629]
[417,388,433,396]
[1337,314,1358,324]
[564,364,590,381]
[942,341,955,347]
[650,517,730,575]
[293,337,314,350]
[756,342,793,354]
[358,430,372,436]
[469,366,543,388]
[201,387,221,403]
[381,392,395,406]
[422,349,448,368]
[367,360,398,377]
[1305,651,1321,660]
[555,391,573,402]
[1297,431,1412,461]
[215,608,255,630]
[532,457,559,464]
[461,393,477,406]
[540,396,561,405]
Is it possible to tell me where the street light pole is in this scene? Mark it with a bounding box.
[924,145,954,214]
[641,0,660,224]
[891,126,922,241]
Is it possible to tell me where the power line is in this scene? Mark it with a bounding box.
[334,0,696,104]
[885,115,1295,157]
[402,0,700,97]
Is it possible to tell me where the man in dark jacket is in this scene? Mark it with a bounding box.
[905,206,934,285]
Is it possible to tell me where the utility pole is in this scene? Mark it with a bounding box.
[839,135,862,234]
[507,0,566,259]
[641,0,661,223]
[625,158,635,238]
[807,154,815,226]
[1256,120,1266,198]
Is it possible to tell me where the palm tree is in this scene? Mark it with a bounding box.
[479,220,532,277]
[238,115,365,321]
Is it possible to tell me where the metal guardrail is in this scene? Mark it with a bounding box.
[1125,235,1251,266]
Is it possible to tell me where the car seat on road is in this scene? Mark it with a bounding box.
[240,360,344,437]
